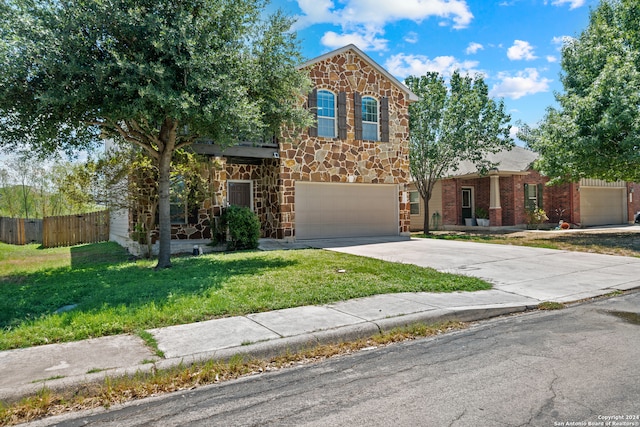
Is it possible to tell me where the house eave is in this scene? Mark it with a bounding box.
[191,143,279,160]
[444,171,532,180]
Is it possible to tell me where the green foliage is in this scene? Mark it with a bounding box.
[221,205,261,251]
[0,0,310,152]
[525,208,549,229]
[0,241,491,350]
[405,71,513,232]
[475,207,488,219]
[520,0,640,183]
[0,0,311,268]
[538,301,565,310]
[0,154,102,218]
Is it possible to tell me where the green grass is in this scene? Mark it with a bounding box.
[417,231,640,256]
[0,242,490,350]
[416,232,561,250]
[537,301,565,310]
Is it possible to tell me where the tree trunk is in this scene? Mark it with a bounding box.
[422,193,430,235]
[155,119,178,269]
[156,149,172,268]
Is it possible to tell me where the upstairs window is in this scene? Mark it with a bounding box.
[361,96,378,141]
[317,90,336,138]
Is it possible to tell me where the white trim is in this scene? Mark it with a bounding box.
[316,89,337,138]
[461,186,475,216]
[361,95,379,141]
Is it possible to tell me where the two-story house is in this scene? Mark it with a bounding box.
[110,44,418,251]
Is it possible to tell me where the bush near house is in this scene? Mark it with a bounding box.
[220,206,261,250]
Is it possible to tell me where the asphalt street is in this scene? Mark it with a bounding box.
[26,291,640,427]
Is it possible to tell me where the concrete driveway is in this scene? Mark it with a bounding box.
[304,236,640,302]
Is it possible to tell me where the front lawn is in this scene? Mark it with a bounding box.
[0,242,490,350]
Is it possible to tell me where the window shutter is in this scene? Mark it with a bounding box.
[354,92,362,140]
[338,92,347,140]
[537,183,544,210]
[524,184,530,210]
[380,97,389,142]
[308,89,318,137]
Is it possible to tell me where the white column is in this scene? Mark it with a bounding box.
[490,173,501,209]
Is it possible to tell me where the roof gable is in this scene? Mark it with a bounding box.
[299,44,419,102]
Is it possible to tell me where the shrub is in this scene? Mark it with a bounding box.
[220,205,261,250]
[474,207,488,219]
[525,208,548,229]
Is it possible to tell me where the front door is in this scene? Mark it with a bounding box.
[461,187,473,220]
[228,181,252,209]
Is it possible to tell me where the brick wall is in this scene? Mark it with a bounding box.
[439,170,581,227]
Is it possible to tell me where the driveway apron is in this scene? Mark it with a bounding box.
[305,237,640,302]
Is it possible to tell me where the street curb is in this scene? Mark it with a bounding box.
[0,304,534,404]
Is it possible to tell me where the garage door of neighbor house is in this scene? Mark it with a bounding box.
[295,182,399,239]
[580,187,627,226]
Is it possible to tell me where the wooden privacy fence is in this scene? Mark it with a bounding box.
[0,217,43,245]
[42,211,110,248]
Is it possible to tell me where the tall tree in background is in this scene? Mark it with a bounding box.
[0,0,310,268]
[519,0,640,183]
[0,153,100,218]
[406,72,513,234]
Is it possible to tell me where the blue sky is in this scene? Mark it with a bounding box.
[269,0,598,140]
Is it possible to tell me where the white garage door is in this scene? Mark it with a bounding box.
[295,182,399,239]
[580,187,627,226]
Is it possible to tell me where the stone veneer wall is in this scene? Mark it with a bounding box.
[134,157,281,241]
[278,49,411,239]
[222,159,281,238]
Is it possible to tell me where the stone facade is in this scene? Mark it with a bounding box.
[146,45,413,242]
[277,46,412,238]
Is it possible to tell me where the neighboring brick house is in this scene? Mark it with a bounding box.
[409,146,640,230]
[110,44,419,249]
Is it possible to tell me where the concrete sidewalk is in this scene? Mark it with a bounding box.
[2,236,639,403]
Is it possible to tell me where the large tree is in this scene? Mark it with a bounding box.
[0,0,310,268]
[406,71,513,233]
[519,0,640,183]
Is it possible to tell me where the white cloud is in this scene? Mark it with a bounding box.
[294,0,474,30]
[507,40,537,61]
[294,0,335,28]
[551,0,585,10]
[465,42,484,55]
[321,30,389,51]
[385,53,482,79]
[509,125,520,140]
[546,55,557,63]
[490,68,552,99]
[404,31,419,44]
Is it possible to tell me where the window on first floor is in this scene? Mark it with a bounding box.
[525,183,543,210]
[170,176,188,224]
[228,181,252,210]
[410,191,420,215]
